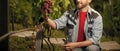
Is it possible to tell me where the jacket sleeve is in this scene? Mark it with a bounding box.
[54,11,68,29]
[89,15,103,44]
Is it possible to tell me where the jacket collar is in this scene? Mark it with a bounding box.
[88,6,92,15]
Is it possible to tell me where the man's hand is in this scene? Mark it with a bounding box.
[64,42,79,51]
[64,40,93,51]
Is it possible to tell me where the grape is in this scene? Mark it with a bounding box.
[41,0,52,16]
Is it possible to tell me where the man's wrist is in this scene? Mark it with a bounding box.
[45,17,49,21]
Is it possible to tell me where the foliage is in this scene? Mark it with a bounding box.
[91,0,120,42]
[9,23,24,31]
[9,0,33,29]
[28,0,74,24]
[105,0,120,38]
[9,36,34,51]
[9,36,64,51]
[9,0,75,30]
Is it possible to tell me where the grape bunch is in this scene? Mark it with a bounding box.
[41,0,52,17]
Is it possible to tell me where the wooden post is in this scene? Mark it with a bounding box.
[35,24,43,51]
[0,0,9,51]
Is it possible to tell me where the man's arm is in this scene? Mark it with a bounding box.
[45,17,57,29]
[64,40,93,50]
[45,11,69,30]
[77,40,93,47]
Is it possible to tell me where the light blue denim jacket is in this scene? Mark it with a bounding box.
[54,6,103,45]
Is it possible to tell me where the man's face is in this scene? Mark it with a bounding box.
[75,0,91,9]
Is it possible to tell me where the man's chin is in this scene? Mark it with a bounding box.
[77,5,83,9]
[77,7,83,10]
[77,5,87,10]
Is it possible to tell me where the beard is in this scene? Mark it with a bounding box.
[76,3,88,10]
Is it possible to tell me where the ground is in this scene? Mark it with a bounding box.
[11,31,120,51]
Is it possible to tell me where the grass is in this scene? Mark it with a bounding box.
[41,44,64,51]
[113,37,120,44]
[9,36,64,51]
[8,29,66,51]
[9,36,34,51]
[9,35,120,51]
[50,30,65,38]
[101,36,113,42]
[9,31,120,51]
[101,35,120,44]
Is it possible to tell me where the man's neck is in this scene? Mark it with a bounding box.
[79,5,89,12]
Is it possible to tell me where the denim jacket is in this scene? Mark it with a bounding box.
[54,6,103,45]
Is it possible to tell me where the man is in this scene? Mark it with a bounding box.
[44,0,103,51]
